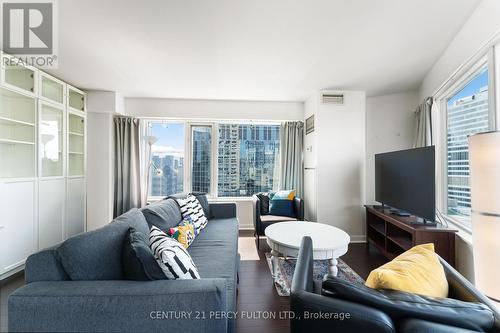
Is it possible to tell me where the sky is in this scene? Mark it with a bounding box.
[151,122,185,150]
[447,69,488,106]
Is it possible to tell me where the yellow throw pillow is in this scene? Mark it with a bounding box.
[365,243,448,298]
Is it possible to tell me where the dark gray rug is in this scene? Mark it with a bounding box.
[265,252,365,296]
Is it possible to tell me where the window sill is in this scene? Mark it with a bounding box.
[441,214,473,245]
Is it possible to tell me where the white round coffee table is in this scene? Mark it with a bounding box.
[265,221,350,280]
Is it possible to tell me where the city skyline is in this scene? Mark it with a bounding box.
[446,68,489,222]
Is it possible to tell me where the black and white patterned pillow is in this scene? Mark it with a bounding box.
[149,226,200,280]
[176,195,208,232]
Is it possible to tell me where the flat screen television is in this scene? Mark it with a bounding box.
[375,146,435,222]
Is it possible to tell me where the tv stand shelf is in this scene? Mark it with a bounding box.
[365,205,457,266]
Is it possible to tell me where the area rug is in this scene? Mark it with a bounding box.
[265,253,364,296]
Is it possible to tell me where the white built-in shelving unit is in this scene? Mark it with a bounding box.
[0,53,87,279]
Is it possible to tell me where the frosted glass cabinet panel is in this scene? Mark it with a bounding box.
[0,88,36,178]
[68,88,85,112]
[40,75,64,104]
[68,113,85,176]
[2,58,36,95]
[40,102,64,177]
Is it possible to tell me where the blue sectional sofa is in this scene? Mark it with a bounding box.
[8,197,240,333]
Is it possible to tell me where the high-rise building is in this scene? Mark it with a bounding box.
[192,128,211,193]
[218,124,280,197]
[447,85,489,216]
[150,154,184,197]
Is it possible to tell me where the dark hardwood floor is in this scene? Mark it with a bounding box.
[236,231,387,333]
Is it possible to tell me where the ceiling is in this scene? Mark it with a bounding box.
[49,0,481,101]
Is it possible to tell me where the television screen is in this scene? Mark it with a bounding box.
[375,146,435,221]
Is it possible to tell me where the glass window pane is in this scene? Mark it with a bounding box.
[148,122,185,197]
[41,104,63,177]
[446,67,489,226]
[218,124,280,197]
[191,126,211,193]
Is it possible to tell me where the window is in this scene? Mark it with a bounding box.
[445,67,490,225]
[217,124,280,197]
[191,125,212,193]
[148,122,185,197]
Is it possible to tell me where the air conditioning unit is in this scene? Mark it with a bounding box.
[322,93,344,104]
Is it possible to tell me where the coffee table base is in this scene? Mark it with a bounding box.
[270,250,340,282]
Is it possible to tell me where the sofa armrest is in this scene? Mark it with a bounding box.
[290,290,395,333]
[25,247,69,283]
[9,279,228,333]
[294,197,304,220]
[440,257,500,332]
[209,202,236,219]
[252,195,261,230]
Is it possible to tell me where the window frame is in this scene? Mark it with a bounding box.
[434,50,497,230]
[144,119,281,201]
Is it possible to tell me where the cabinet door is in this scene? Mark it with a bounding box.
[39,178,65,248]
[1,54,37,96]
[0,180,37,274]
[40,101,64,177]
[40,73,65,105]
[66,177,86,238]
[0,87,37,178]
[68,113,85,176]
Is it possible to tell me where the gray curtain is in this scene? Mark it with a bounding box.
[414,97,433,147]
[280,121,304,197]
[114,117,143,217]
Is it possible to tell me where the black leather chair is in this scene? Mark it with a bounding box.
[291,236,500,333]
[252,193,304,249]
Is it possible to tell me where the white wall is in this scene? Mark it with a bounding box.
[304,91,366,241]
[417,0,500,282]
[365,91,419,204]
[86,91,118,231]
[420,0,500,98]
[125,97,303,121]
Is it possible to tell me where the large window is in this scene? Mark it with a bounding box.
[148,122,185,197]
[445,67,490,225]
[147,121,280,198]
[218,124,280,197]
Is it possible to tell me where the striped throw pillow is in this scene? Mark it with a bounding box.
[176,195,208,233]
[149,226,200,280]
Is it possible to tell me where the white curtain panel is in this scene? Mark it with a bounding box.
[280,121,304,197]
[414,97,434,148]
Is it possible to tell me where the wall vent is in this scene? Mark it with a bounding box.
[322,94,344,104]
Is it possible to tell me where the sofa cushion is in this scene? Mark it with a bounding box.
[177,195,208,233]
[168,217,197,248]
[322,277,495,332]
[150,226,200,279]
[57,208,149,281]
[365,243,448,298]
[269,190,296,218]
[260,215,297,223]
[190,192,210,217]
[188,217,239,314]
[141,198,182,231]
[122,227,166,281]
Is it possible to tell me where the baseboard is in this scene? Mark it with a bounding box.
[349,235,366,243]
